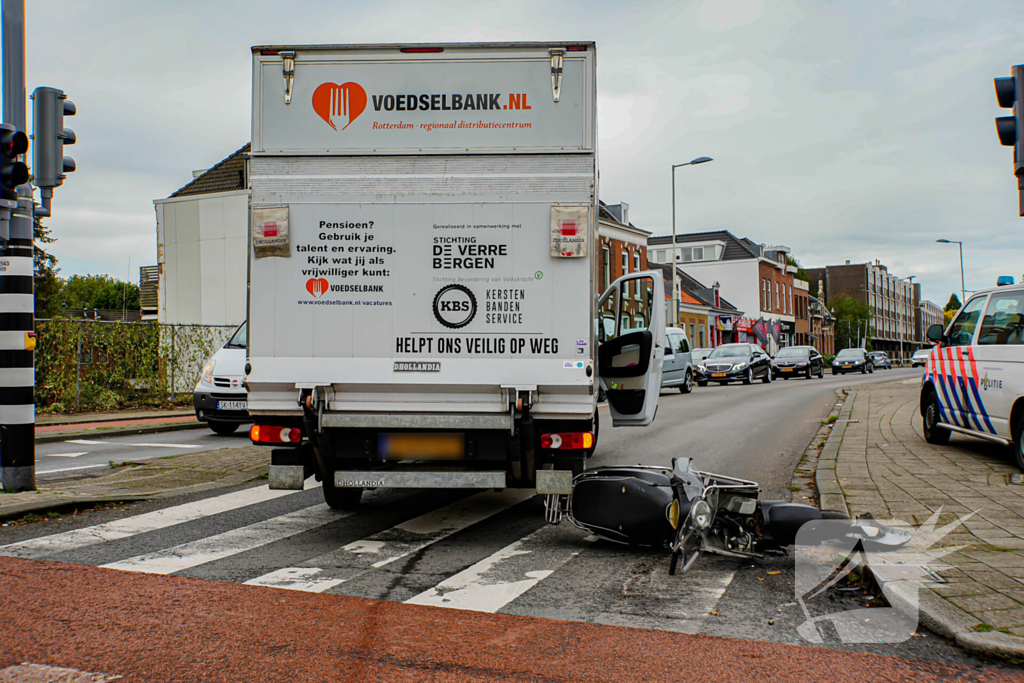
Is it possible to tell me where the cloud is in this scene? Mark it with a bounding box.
[4,0,1021,307]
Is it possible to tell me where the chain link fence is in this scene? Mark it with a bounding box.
[35,319,237,413]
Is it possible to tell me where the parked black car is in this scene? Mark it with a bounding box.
[772,346,825,379]
[868,351,892,369]
[695,343,773,386]
[831,348,874,375]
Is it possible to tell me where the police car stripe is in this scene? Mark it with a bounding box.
[939,348,965,428]
[965,349,997,434]
[953,347,983,431]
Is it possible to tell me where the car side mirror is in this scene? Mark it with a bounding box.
[926,323,944,343]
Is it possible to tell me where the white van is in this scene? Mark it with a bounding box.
[920,283,1024,467]
[662,327,694,393]
[193,322,250,435]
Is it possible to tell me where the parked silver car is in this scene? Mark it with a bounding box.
[911,348,931,368]
[662,327,694,393]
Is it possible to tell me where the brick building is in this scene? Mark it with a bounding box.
[807,260,917,360]
[647,230,796,353]
[793,278,810,346]
[596,202,650,295]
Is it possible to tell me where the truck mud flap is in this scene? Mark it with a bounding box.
[334,471,506,489]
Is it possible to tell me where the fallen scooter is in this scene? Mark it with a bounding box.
[544,458,911,574]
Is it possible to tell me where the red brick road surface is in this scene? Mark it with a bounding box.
[1,557,1021,682]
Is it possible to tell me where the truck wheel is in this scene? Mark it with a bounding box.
[922,391,951,445]
[1013,414,1024,471]
[679,370,693,394]
[208,420,239,435]
[587,411,599,457]
[322,479,363,510]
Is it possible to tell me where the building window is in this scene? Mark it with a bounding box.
[633,252,641,298]
[621,250,631,298]
[602,246,610,290]
[775,281,780,310]
[678,247,692,262]
[656,250,666,263]
[692,246,704,261]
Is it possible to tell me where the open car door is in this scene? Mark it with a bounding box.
[597,270,665,427]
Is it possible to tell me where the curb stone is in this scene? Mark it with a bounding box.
[35,420,206,444]
[813,386,1024,660]
[814,389,851,516]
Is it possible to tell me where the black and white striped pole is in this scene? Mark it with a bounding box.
[0,0,35,492]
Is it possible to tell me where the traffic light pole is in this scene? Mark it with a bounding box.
[1,0,36,492]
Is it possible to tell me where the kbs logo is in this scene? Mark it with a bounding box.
[312,82,367,131]
[306,278,328,298]
[432,284,477,329]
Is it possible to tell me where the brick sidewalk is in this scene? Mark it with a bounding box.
[0,445,269,520]
[822,378,1024,654]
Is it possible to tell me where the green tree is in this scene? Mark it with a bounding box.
[787,255,811,282]
[832,294,873,351]
[34,215,62,319]
[59,274,140,312]
[944,293,961,312]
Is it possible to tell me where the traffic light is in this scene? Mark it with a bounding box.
[995,65,1024,215]
[0,123,29,202]
[31,86,76,190]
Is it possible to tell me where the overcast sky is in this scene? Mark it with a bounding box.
[12,0,1024,306]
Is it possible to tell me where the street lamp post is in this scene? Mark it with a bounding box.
[936,239,965,305]
[670,156,713,327]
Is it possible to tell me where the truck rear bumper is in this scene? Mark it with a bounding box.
[335,470,506,489]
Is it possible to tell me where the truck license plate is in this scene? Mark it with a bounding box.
[712,372,727,378]
[379,433,464,460]
[217,400,247,411]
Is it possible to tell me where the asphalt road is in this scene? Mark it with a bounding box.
[35,423,249,477]
[4,367,1014,674]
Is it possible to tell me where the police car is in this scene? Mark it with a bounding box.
[920,280,1024,468]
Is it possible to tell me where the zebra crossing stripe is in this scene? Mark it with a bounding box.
[0,482,320,559]
[244,489,534,591]
[406,525,585,613]
[102,503,353,575]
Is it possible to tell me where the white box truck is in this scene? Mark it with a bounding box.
[246,42,665,509]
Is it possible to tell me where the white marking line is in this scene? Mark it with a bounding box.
[125,443,202,449]
[244,566,345,593]
[245,489,534,592]
[406,525,583,613]
[37,464,108,475]
[65,439,105,445]
[102,503,352,575]
[45,452,88,458]
[0,481,322,559]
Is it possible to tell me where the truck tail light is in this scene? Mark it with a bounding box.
[250,424,302,444]
[540,432,594,450]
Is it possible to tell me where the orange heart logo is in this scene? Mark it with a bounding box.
[312,82,367,131]
[306,278,329,298]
